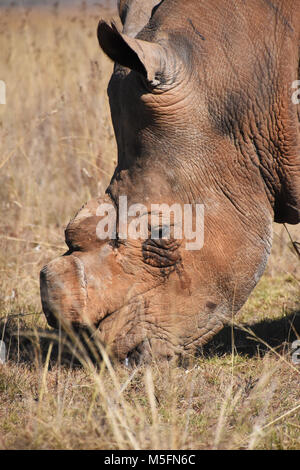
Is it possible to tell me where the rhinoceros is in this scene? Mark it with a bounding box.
[40,0,300,363]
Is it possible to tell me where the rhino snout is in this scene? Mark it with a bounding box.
[40,255,88,329]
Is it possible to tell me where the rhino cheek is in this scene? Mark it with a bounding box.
[94,285,184,362]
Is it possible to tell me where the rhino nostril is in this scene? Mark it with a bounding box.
[64,229,81,253]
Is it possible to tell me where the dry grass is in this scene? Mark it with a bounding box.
[0,3,299,450]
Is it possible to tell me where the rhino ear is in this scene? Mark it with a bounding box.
[117,0,129,26]
[118,0,163,36]
[97,20,167,87]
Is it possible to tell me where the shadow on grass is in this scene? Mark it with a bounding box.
[0,317,84,368]
[0,309,299,367]
[202,309,300,358]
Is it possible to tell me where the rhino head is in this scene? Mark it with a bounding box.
[40,0,300,363]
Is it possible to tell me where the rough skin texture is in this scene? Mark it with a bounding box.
[40,0,300,364]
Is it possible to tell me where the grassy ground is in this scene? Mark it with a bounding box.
[0,4,299,450]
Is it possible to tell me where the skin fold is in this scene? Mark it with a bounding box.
[40,0,300,364]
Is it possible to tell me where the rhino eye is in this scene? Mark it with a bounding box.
[142,236,181,269]
[151,225,170,240]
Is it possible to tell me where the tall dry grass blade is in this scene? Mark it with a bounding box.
[39,341,53,403]
[145,367,160,450]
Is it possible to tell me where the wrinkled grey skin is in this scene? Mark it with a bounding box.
[41,0,300,365]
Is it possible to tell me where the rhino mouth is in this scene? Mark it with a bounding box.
[40,237,182,363]
[40,268,59,330]
[40,255,89,331]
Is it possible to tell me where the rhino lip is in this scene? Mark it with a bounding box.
[43,303,59,329]
[40,268,59,329]
[40,255,89,330]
